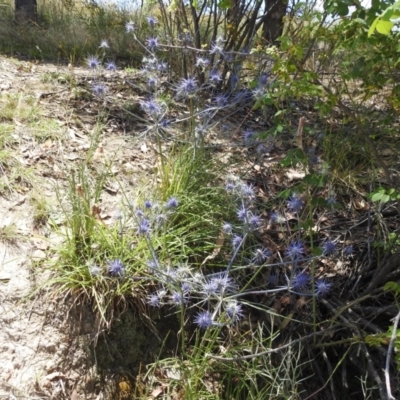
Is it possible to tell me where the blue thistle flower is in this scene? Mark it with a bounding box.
[211,273,237,293]
[140,99,164,119]
[146,37,159,50]
[240,183,255,198]
[155,213,168,227]
[209,69,222,85]
[252,87,265,101]
[201,280,218,297]
[322,240,336,256]
[194,310,213,329]
[125,21,135,33]
[232,234,243,249]
[315,278,331,297]
[344,245,354,256]
[105,60,117,71]
[165,197,178,209]
[157,61,168,72]
[92,83,108,97]
[195,57,210,68]
[147,76,158,89]
[222,222,233,235]
[87,55,100,69]
[147,293,161,307]
[181,282,192,293]
[251,247,271,265]
[88,264,101,276]
[326,196,337,206]
[108,259,125,277]
[136,208,145,218]
[286,241,305,260]
[137,218,151,235]
[237,204,247,222]
[144,200,153,209]
[210,42,224,55]
[146,16,157,28]
[243,129,255,144]
[225,300,244,322]
[258,74,269,86]
[171,291,186,305]
[176,77,197,97]
[291,272,310,291]
[214,93,229,107]
[225,182,235,192]
[270,212,286,224]
[287,194,304,213]
[249,213,262,230]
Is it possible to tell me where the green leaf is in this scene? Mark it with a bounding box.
[384,281,400,295]
[218,0,231,9]
[376,19,394,35]
[371,192,391,203]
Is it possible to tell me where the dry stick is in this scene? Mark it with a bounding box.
[361,343,388,400]
[385,310,400,400]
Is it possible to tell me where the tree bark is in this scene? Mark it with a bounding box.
[15,0,37,22]
[262,0,288,45]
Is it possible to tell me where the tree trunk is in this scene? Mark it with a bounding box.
[262,0,288,45]
[15,0,37,22]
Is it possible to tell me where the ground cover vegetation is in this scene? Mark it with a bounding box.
[1,0,400,398]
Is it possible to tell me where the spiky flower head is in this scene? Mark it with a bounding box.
[315,278,332,297]
[194,310,213,329]
[176,77,197,97]
[286,241,305,260]
[125,21,135,33]
[108,259,125,277]
[232,234,243,249]
[248,213,262,230]
[252,247,271,265]
[87,55,100,69]
[144,200,153,209]
[243,129,255,144]
[287,194,304,213]
[240,183,256,198]
[146,16,158,28]
[214,93,229,107]
[225,300,244,322]
[258,73,269,86]
[201,280,218,297]
[210,39,224,55]
[222,222,233,235]
[344,245,354,256]
[146,37,159,50]
[291,271,311,291]
[322,240,336,256]
[270,211,286,224]
[171,291,186,305]
[92,83,108,97]
[88,264,101,276]
[137,218,151,235]
[147,293,161,307]
[140,99,164,119]
[210,272,237,294]
[196,57,210,68]
[165,197,178,209]
[209,69,222,85]
[105,60,117,71]
[237,204,247,222]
